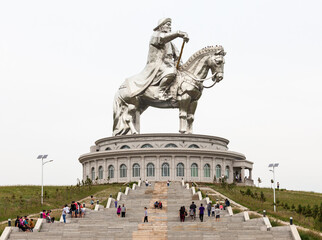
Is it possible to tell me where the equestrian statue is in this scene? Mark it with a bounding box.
[113,18,226,136]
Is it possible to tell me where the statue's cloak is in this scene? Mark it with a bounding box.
[121,31,180,97]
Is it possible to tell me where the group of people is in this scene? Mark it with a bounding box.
[41,210,55,223]
[15,216,35,232]
[116,204,126,217]
[178,199,230,222]
[61,201,86,223]
[154,200,163,209]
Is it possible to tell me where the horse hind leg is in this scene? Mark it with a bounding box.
[187,101,198,134]
[125,104,139,134]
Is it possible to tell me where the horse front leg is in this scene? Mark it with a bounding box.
[125,104,139,134]
[187,101,198,134]
[178,93,191,134]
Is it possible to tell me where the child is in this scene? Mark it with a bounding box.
[211,204,215,216]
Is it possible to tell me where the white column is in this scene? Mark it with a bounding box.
[241,167,245,182]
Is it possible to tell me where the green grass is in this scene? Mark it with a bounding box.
[0,183,123,234]
[299,230,322,240]
[200,183,322,232]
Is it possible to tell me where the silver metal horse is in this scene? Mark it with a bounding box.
[113,45,226,136]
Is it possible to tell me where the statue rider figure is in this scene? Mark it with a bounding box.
[124,18,189,100]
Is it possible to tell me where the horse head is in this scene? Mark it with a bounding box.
[207,45,226,83]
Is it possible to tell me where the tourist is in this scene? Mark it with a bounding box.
[219,202,223,210]
[207,202,212,217]
[145,180,148,187]
[42,210,46,219]
[71,201,76,217]
[144,207,148,222]
[154,201,159,209]
[121,204,126,217]
[90,196,95,210]
[224,198,230,210]
[81,204,86,217]
[28,219,35,231]
[23,216,31,231]
[114,199,118,208]
[75,202,79,217]
[117,205,121,217]
[167,180,170,187]
[158,201,162,209]
[62,204,68,223]
[190,201,197,220]
[277,182,280,190]
[190,208,195,221]
[215,205,220,222]
[199,204,205,222]
[15,216,20,227]
[211,204,215,217]
[179,206,186,222]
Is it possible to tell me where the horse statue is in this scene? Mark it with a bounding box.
[113,45,226,136]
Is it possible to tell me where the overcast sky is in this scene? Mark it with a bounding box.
[0,0,321,193]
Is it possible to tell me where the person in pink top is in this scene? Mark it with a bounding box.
[117,205,121,217]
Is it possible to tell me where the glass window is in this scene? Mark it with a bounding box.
[225,166,229,178]
[146,163,155,177]
[191,163,198,177]
[120,145,130,149]
[108,165,114,179]
[141,144,153,148]
[188,144,200,148]
[176,163,184,177]
[98,166,103,179]
[161,163,170,177]
[204,164,210,178]
[105,147,111,151]
[216,165,221,178]
[91,167,95,180]
[120,164,127,178]
[165,143,178,148]
[133,163,140,177]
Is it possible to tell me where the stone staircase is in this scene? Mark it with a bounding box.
[7,182,294,240]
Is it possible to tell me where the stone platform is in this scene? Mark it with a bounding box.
[79,133,254,184]
[7,181,295,240]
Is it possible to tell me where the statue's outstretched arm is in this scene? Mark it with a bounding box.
[160,31,189,44]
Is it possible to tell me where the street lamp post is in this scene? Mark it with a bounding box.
[37,155,53,205]
[268,163,279,212]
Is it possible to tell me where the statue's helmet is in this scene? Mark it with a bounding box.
[153,18,172,31]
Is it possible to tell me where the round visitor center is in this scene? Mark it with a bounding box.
[79,133,254,185]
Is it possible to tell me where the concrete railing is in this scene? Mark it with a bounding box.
[0,227,13,240]
[94,204,100,211]
[125,187,130,195]
[290,225,301,240]
[34,218,44,232]
[138,180,141,187]
[243,211,250,221]
[186,183,189,189]
[197,191,202,201]
[227,206,233,216]
[106,197,114,208]
[263,216,272,231]
[191,187,196,195]
[116,192,122,201]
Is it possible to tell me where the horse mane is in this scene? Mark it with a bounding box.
[181,45,224,70]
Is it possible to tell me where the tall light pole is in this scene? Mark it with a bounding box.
[37,155,53,205]
[268,163,279,212]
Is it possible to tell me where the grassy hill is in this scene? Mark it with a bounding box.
[199,182,322,233]
[0,183,124,234]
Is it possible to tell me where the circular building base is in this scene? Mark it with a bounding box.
[79,133,254,184]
